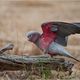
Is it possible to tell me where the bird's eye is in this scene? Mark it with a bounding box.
[27,35,32,38]
[29,35,32,38]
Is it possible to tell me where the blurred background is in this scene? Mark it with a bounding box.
[0,0,80,80]
[0,0,80,57]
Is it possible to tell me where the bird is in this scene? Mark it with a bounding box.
[26,21,80,62]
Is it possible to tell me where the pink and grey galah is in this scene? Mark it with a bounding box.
[26,22,80,62]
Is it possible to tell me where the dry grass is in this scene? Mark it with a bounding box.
[0,0,80,80]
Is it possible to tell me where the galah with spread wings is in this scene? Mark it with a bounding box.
[26,22,80,62]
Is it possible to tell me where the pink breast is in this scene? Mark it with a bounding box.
[39,32,56,51]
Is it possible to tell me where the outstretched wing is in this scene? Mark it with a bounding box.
[55,36,68,46]
[51,22,80,46]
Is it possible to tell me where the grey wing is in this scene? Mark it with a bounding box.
[52,22,80,46]
[55,36,68,46]
[54,22,80,36]
[48,42,71,56]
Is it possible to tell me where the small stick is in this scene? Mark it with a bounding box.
[0,43,14,54]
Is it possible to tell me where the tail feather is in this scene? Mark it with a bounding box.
[69,56,80,62]
[49,42,80,62]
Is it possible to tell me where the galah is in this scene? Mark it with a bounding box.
[26,22,80,62]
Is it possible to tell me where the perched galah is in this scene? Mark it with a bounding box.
[26,22,80,62]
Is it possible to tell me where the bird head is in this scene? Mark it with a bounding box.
[26,31,40,43]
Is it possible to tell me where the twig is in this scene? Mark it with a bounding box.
[0,43,14,54]
[0,54,74,75]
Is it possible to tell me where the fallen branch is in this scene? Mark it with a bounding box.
[0,43,74,75]
[0,54,74,75]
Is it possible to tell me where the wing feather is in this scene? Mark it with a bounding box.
[53,22,80,46]
[41,22,80,46]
